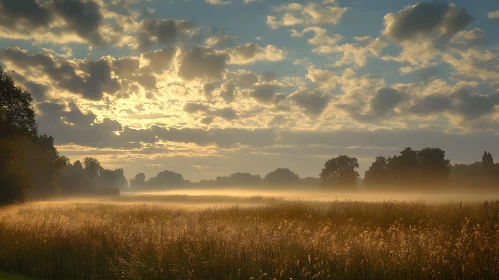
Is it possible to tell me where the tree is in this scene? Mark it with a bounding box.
[417,148,450,184]
[0,68,67,204]
[0,68,37,138]
[147,170,186,187]
[0,138,30,205]
[364,156,390,186]
[83,157,103,180]
[482,151,494,169]
[130,173,146,188]
[263,168,300,185]
[99,168,128,189]
[229,172,262,185]
[320,155,359,187]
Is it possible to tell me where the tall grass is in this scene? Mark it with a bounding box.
[0,200,498,279]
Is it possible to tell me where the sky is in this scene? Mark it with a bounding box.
[1,0,499,182]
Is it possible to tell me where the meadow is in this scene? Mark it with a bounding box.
[0,195,498,279]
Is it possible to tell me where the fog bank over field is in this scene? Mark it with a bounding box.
[36,187,499,210]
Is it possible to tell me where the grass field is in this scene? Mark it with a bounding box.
[0,197,498,279]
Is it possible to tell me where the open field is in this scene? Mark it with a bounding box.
[1,194,499,279]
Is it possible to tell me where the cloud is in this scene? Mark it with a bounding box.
[289,89,331,116]
[383,3,472,45]
[219,83,236,103]
[370,87,406,117]
[205,34,236,47]
[267,1,349,29]
[0,0,126,46]
[442,47,499,81]
[313,36,387,68]
[140,47,177,73]
[409,94,453,115]
[0,47,121,100]
[214,107,238,121]
[408,87,499,122]
[205,0,231,5]
[51,0,105,45]
[36,101,139,148]
[488,10,499,20]
[290,26,343,45]
[450,28,486,47]
[381,3,472,66]
[136,18,195,50]
[249,84,280,103]
[183,103,210,114]
[151,126,275,148]
[243,0,264,3]
[177,47,228,81]
[225,43,286,64]
[0,0,53,30]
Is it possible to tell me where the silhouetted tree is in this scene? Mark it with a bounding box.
[147,170,186,187]
[482,151,494,169]
[59,160,92,194]
[0,139,29,205]
[264,168,300,185]
[229,172,262,185]
[83,157,103,180]
[417,147,450,184]
[450,151,499,188]
[130,173,146,188]
[99,168,128,189]
[364,156,390,186]
[0,68,37,138]
[0,68,66,204]
[320,155,359,187]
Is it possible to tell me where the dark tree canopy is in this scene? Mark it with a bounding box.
[364,156,390,186]
[264,168,300,185]
[130,173,146,188]
[320,155,359,187]
[147,170,186,187]
[0,68,67,204]
[0,68,37,138]
[364,147,451,188]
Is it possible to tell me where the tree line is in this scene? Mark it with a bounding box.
[1,68,498,205]
[129,168,320,189]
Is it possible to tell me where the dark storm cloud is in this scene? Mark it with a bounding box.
[452,88,499,120]
[383,3,472,46]
[12,73,50,101]
[249,84,279,103]
[141,47,177,73]
[0,0,110,45]
[183,103,210,114]
[137,18,195,50]
[409,93,452,115]
[219,83,236,103]
[202,81,219,100]
[51,0,104,45]
[0,0,53,30]
[409,88,499,121]
[1,47,121,100]
[214,107,238,121]
[80,58,121,99]
[338,87,406,122]
[370,87,406,116]
[233,72,258,88]
[231,43,259,60]
[178,47,228,81]
[36,101,138,148]
[289,89,331,116]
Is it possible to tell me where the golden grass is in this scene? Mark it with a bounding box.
[0,200,498,279]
